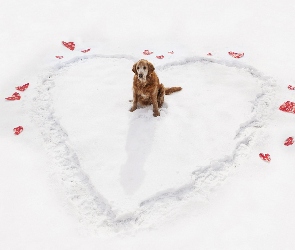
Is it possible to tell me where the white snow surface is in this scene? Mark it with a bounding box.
[1,0,295,249]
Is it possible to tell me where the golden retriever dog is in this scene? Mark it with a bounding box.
[130,59,182,117]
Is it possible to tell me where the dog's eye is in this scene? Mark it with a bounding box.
[137,67,139,70]
[143,66,146,70]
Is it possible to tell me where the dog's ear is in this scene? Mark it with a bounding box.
[132,63,137,74]
[147,61,155,75]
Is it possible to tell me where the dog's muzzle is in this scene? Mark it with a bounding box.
[139,73,143,78]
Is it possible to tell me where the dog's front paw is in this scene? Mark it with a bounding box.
[130,106,137,112]
[153,110,160,117]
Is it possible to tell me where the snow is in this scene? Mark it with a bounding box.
[1,0,295,249]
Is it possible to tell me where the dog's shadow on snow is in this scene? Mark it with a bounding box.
[120,108,159,195]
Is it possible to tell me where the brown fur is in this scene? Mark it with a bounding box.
[130,59,182,117]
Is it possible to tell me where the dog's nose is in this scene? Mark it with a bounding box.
[139,74,143,78]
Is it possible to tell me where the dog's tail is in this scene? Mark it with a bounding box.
[165,87,182,95]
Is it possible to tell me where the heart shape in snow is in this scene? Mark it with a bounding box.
[32,54,275,231]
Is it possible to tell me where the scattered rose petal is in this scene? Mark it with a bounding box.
[288,85,295,90]
[284,137,294,146]
[143,50,153,55]
[56,56,64,59]
[16,83,29,91]
[62,41,75,51]
[228,51,244,58]
[168,51,174,54]
[13,126,23,135]
[156,55,164,59]
[81,48,91,53]
[5,92,21,101]
[279,101,295,114]
[259,153,271,162]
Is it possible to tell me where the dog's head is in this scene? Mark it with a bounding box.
[132,59,155,82]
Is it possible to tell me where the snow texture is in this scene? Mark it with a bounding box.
[30,54,276,231]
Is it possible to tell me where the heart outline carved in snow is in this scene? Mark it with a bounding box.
[31,54,276,231]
